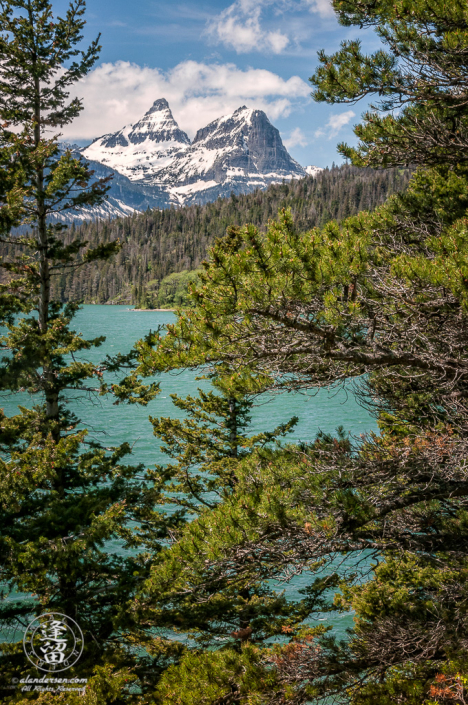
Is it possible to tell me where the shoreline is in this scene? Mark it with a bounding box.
[131,308,176,312]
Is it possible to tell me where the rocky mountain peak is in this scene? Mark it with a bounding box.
[82,99,309,207]
[82,98,190,181]
[306,165,324,177]
[147,97,170,114]
[127,98,190,146]
[192,106,253,147]
[188,105,305,180]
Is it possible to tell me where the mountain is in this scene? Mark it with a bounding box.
[81,99,316,212]
[52,145,172,223]
[82,98,191,185]
[306,165,323,177]
[87,161,169,215]
[157,105,309,206]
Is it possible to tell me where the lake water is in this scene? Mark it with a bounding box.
[2,305,379,642]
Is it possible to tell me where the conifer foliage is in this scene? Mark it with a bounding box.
[150,376,298,516]
[136,378,305,656]
[135,1,468,702]
[39,165,410,305]
[311,0,468,169]
[0,0,161,694]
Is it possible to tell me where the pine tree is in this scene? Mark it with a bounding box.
[310,0,468,169]
[0,0,165,695]
[138,189,468,702]
[150,375,298,516]
[134,2,468,700]
[135,377,306,654]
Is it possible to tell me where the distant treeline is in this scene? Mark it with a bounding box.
[34,165,411,305]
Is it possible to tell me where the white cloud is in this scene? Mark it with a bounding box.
[302,0,335,19]
[315,110,356,140]
[206,0,336,55]
[284,127,308,149]
[206,1,289,54]
[62,60,310,141]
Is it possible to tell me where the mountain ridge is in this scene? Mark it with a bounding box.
[81,99,317,212]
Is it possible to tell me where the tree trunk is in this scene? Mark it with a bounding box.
[33,63,59,429]
[229,398,237,458]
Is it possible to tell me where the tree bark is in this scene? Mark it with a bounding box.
[229,398,237,458]
[31,22,59,429]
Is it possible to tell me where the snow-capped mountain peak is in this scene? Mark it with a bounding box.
[192,105,254,146]
[82,99,308,208]
[82,98,190,181]
[126,98,190,146]
[161,103,306,205]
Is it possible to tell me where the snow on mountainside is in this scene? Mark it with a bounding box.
[52,146,171,223]
[81,99,312,211]
[306,165,324,177]
[83,98,190,183]
[164,106,307,206]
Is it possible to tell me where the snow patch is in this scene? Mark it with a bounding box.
[306,165,324,177]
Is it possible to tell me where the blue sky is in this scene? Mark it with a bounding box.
[58,0,379,168]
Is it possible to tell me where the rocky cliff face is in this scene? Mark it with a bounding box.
[160,106,307,205]
[81,99,316,210]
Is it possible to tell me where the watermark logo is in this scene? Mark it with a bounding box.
[23,613,84,673]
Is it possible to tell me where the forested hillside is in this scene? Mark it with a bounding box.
[44,164,410,305]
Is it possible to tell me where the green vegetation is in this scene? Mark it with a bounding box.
[40,165,409,305]
[150,375,298,518]
[135,375,305,659]
[132,0,468,702]
[2,0,468,703]
[132,270,202,309]
[0,0,166,697]
[138,184,468,703]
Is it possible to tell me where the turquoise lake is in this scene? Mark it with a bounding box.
[2,305,379,642]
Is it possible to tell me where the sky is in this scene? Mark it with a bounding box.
[56,0,380,169]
